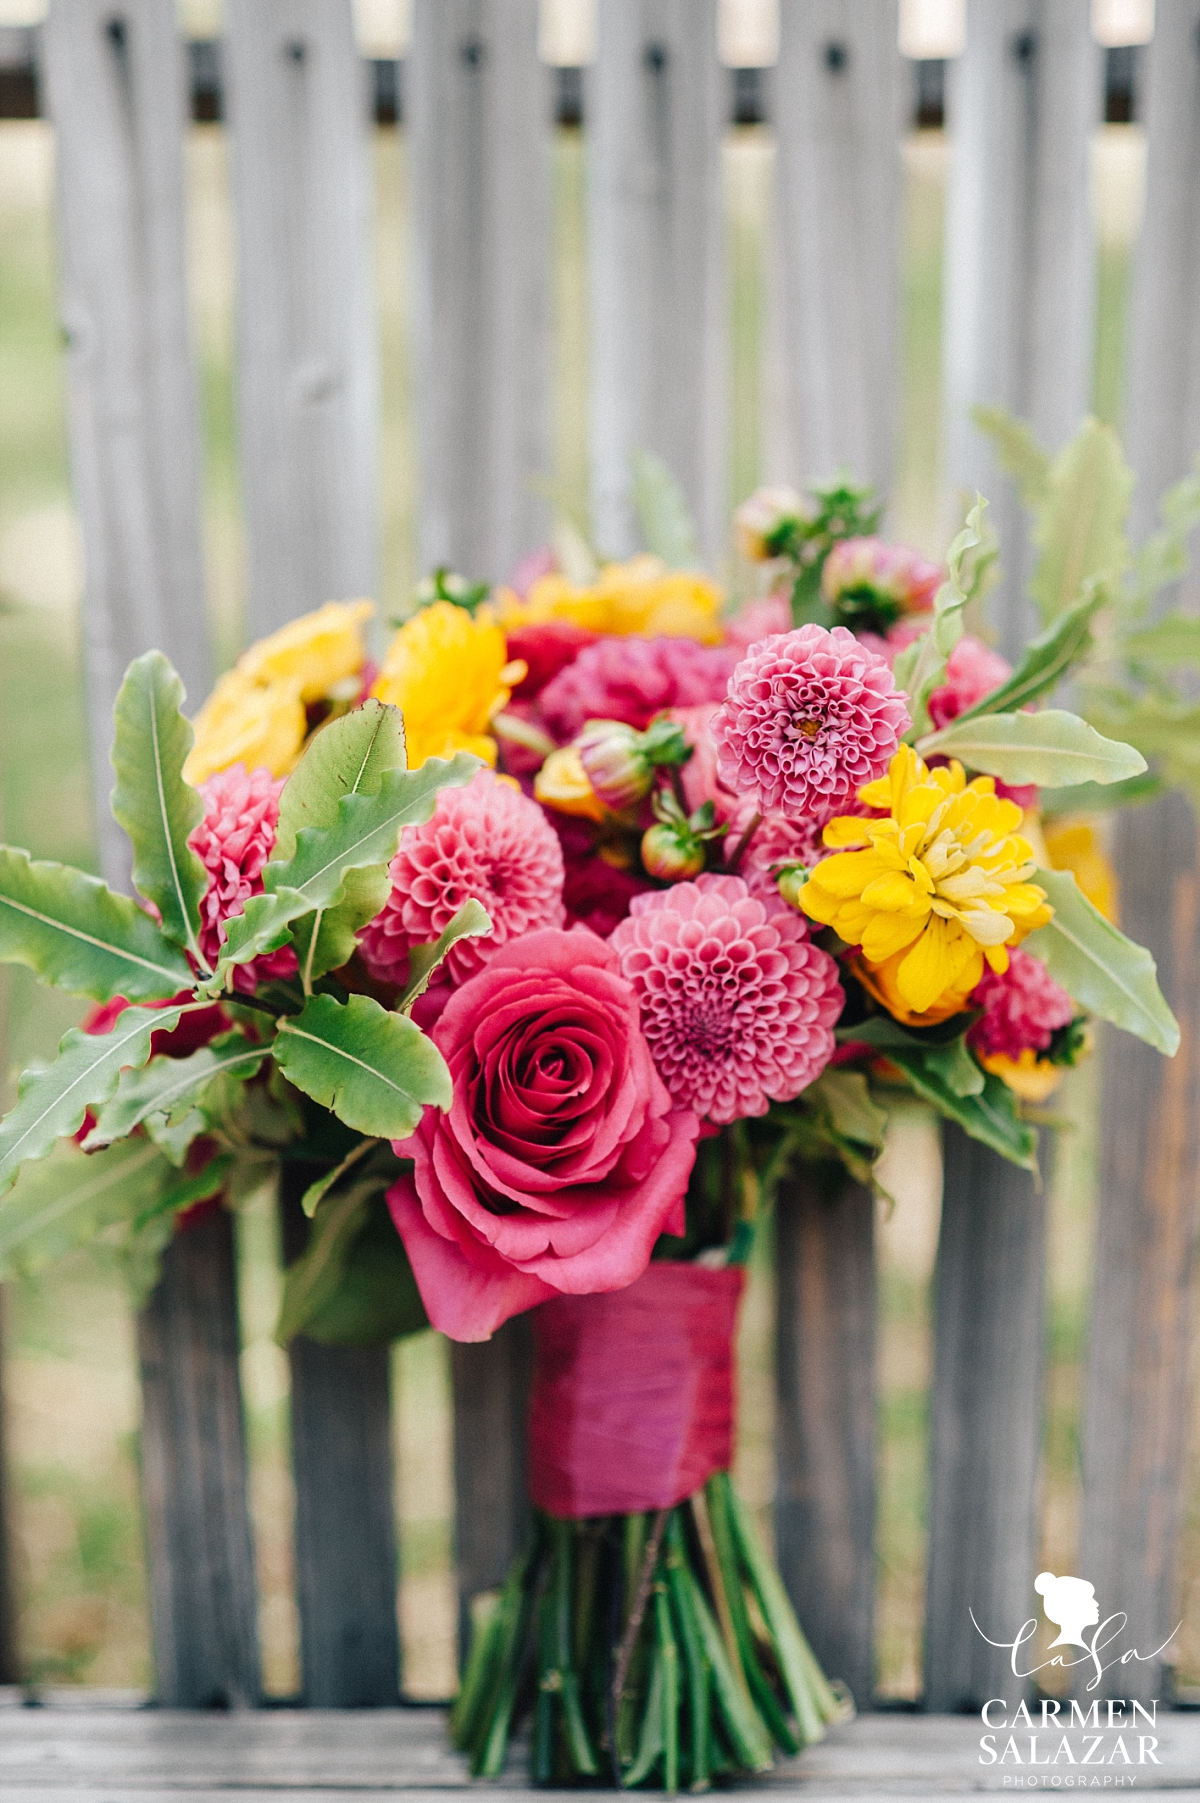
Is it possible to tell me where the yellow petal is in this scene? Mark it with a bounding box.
[896,916,979,1015]
[860,870,923,912]
[823,814,874,848]
[859,907,929,963]
[980,1049,1064,1103]
[806,848,893,899]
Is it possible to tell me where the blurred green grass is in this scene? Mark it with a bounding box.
[0,112,1169,1705]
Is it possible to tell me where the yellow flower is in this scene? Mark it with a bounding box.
[184,598,374,785]
[372,601,522,769]
[489,555,724,644]
[978,1048,1064,1104]
[533,745,608,823]
[800,745,1053,1017]
[1042,816,1118,923]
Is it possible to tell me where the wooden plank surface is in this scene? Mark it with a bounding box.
[0,1291,14,1686]
[408,0,550,584]
[41,0,212,883]
[924,1127,1045,1712]
[136,1208,261,1707]
[587,0,726,562]
[768,0,902,501]
[449,1318,533,1664]
[280,1171,400,1707]
[941,0,1102,659]
[224,0,378,639]
[2,1703,1200,1796]
[773,1167,876,1712]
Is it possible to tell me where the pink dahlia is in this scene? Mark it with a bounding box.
[822,536,942,617]
[358,770,565,989]
[728,794,873,897]
[927,634,1011,730]
[540,635,737,742]
[967,948,1075,1062]
[723,592,792,651]
[609,873,843,1123]
[713,624,909,820]
[190,764,297,994]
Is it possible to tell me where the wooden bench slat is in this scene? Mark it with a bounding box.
[774,1169,876,1712]
[924,1129,1044,1712]
[0,1289,15,1686]
[449,1321,533,1664]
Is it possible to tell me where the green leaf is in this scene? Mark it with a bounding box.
[0,847,194,1001]
[277,1183,427,1346]
[0,1002,185,1197]
[1039,772,1163,816]
[110,652,209,967]
[883,1046,1038,1170]
[921,1035,986,1098]
[917,708,1146,787]
[83,1030,269,1160]
[804,1069,888,1151]
[630,449,699,569]
[397,899,493,1012]
[1121,613,1200,669]
[1128,455,1200,610]
[894,497,981,737]
[1029,419,1133,622]
[971,404,1051,511]
[214,752,479,982]
[0,1136,171,1279]
[953,583,1106,723]
[1023,867,1179,1055]
[273,992,452,1138]
[299,1136,379,1217]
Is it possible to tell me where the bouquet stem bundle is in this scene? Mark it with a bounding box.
[451,1471,850,1789]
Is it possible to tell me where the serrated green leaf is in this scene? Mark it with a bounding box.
[1023,867,1179,1055]
[273,992,451,1138]
[0,1002,186,1197]
[954,583,1106,723]
[884,1046,1038,1170]
[1128,455,1200,610]
[918,708,1146,787]
[0,1136,171,1279]
[1029,420,1133,623]
[972,404,1052,511]
[214,753,479,982]
[277,1183,426,1346]
[1120,613,1200,668]
[110,652,209,967]
[1039,772,1163,816]
[83,1030,268,1159]
[630,449,700,569]
[0,847,194,1001]
[397,899,493,1012]
[895,497,981,737]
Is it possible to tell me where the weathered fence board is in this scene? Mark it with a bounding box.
[449,1319,533,1662]
[224,0,378,639]
[408,0,550,583]
[924,1129,1045,1711]
[774,1168,876,1712]
[137,1206,261,1707]
[280,1172,400,1707]
[942,0,1101,657]
[41,0,212,879]
[588,0,726,562]
[768,0,902,499]
[0,1289,14,1687]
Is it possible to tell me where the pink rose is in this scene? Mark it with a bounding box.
[387,928,699,1341]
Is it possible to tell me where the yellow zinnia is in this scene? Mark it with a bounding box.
[489,555,724,645]
[372,601,523,769]
[1042,816,1118,923]
[800,745,1054,1018]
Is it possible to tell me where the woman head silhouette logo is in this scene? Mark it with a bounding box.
[1035,1572,1100,1649]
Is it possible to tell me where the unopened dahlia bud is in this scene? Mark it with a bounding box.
[821,536,943,629]
[576,716,691,813]
[534,745,608,823]
[641,822,707,882]
[775,865,809,912]
[734,486,806,562]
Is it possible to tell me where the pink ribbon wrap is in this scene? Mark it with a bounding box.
[526,1261,744,1519]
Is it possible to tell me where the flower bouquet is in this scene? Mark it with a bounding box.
[0,459,1177,1788]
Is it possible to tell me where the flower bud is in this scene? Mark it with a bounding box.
[641,822,707,882]
[534,745,608,823]
[576,720,653,812]
[734,486,806,562]
[822,536,943,629]
[775,865,809,911]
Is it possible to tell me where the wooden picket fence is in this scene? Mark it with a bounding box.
[0,0,1197,1717]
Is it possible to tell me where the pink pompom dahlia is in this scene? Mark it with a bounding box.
[540,635,737,742]
[967,948,1075,1062]
[927,634,1011,730]
[609,873,843,1123]
[190,763,297,994]
[358,770,565,989]
[713,624,909,821]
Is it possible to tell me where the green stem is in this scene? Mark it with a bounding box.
[679,1562,772,1774]
[654,1584,680,1794]
[664,1516,710,1792]
[622,1640,665,1787]
[704,1476,798,1754]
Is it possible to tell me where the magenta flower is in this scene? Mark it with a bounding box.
[927,634,1012,730]
[609,873,843,1123]
[728,795,872,898]
[713,624,909,820]
[723,592,792,651]
[190,764,297,994]
[358,769,565,990]
[540,635,737,742]
[967,949,1075,1062]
